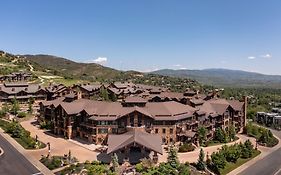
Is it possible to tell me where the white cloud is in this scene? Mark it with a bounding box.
[248,56,256,60]
[260,54,272,58]
[173,64,182,67]
[86,57,108,65]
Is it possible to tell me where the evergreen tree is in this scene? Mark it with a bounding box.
[28,97,34,114]
[2,102,9,113]
[167,145,179,169]
[197,148,205,170]
[11,97,19,115]
[211,152,226,171]
[100,86,109,101]
[228,125,236,141]
[197,126,207,146]
[214,127,226,143]
[111,153,119,173]
[109,93,117,102]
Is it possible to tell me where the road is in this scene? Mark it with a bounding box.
[239,129,281,175]
[0,134,42,175]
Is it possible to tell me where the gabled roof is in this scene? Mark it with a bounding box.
[78,84,102,92]
[107,129,162,154]
[123,96,147,104]
[228,100,244,111]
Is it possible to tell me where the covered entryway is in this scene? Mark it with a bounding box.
[97,129,162,164]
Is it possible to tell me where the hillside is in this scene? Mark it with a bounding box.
[0,51,200,91]
[24,54,131,81]
[151,68,281,88]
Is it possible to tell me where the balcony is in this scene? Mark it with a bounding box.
[186,119,198,126]
[80,122,96,129]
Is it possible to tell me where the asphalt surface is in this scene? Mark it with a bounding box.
[239,129,281,175]
[0,134,42,175]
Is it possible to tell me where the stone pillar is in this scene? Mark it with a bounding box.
[67,125,72,139]
[134,112,138,127]
[152,152,158,164]
[88,135,92,143]
[127,115,130,127]
[124,147,129,162]
[141,146,145,157]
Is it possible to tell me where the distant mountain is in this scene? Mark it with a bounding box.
[25,54,139,81]
[151,68,281,88]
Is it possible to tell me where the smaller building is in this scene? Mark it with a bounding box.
[256,111,281,127]
[0,72,32,82]
[0,82,46,102]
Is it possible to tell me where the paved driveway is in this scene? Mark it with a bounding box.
[21,119,98,162]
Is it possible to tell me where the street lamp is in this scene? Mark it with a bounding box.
[255,138,258,150]
[47,142,51,157]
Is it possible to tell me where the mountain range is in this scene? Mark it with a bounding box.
[2,50,281,88]
[151,69,281,88]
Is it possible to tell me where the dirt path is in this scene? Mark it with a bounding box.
[28,63,44,85]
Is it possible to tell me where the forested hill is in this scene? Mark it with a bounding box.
[151,68,281,88]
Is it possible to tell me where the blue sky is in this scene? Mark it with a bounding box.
[0,1,281,74]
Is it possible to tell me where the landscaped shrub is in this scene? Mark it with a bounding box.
[244,123,279,147]
[17,112,27,118]
[178,143,195,152]
[4,121,45,149]
[208,140,259,174]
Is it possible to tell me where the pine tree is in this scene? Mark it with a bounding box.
[111,153,119,172]
[100,86,109,101]
[228,125,236,141]
[197,126,207,146]
[214,127,225,143]
[167,145,179,169]
[28,97,33,114]
[11,97,19,115]
[2,102,9,113]
[197,148,205,170]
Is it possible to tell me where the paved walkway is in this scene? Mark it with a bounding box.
[21,119,98,162]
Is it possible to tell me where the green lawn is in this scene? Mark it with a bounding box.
[0,119,10,131]
[205,136,239,147]
[220,150,261,175]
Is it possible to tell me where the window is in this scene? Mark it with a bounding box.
[170,128,173,134]
[98,128,108,134]
[155,129,158,134]
[162,128,166,134]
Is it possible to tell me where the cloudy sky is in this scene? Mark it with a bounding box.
[0,0,280,74]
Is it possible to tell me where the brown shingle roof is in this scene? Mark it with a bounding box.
[107,129,162,154]
[123,96,147,103]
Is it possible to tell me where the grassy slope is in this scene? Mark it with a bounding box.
[25,54,126,81]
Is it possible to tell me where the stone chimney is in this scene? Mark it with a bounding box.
[77,91,82,99]
[243,96,248,127]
